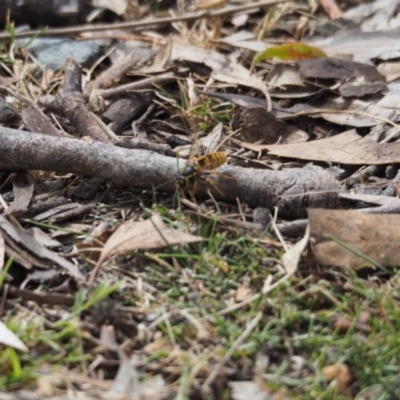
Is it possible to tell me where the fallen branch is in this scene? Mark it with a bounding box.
[0,0,293,40]
[0,127,340,218]
[39,59,111,143]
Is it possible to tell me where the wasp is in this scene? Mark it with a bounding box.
[175,151,228,197]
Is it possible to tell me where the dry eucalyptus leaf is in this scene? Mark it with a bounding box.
[239,129,400,165]
[94,214,202,270]
[141,36,173,74]
[6,171,34,217]
[310,28,400,63]
[232,128,359,152]
[309,208,400,267]
[0,320,28,352]
[171,42,270,105]
[280,225,310,275]
[0,216,84,280]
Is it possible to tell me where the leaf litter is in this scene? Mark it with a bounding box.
[1,0,400,398]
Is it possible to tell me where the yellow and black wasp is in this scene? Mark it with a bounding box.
[175,151,228,198]
[152,136,229,204]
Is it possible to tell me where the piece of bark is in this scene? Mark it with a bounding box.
[0,126,340,218]
[106,93,154,134]
[67,177,104,202]
[6,172,34,217]
[276,219,308,237]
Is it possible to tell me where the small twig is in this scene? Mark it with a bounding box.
[202,312,262,391]
[96,72,177,99]
[271,206,288,252]
[0,0,292,40]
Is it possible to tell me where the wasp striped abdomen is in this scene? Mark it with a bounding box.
[196,152,227,170]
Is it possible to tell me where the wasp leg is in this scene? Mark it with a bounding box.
[189,180,199,203]
[204,177,225,197]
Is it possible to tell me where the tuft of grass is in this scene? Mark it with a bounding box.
[0,281,122,391]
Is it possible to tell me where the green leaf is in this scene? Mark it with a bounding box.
[252,43,327,68]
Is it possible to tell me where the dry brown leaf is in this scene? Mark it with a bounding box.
[232,127,357,150]
[236,129,400,165]
[93,214,202,273]
[318,0,344,19]
[142,35,173,74]
[309,208,400,267]
[310,27,400,64]
[280,224,310,275]
[345,0,400,32]
[235,285,254,302]
[378,61,400,82]
[171,42,271,109]
[0,216,84,280]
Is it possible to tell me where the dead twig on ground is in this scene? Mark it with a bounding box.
[0,127,340,218]
[0,0,293,40]
[39,59,111,143]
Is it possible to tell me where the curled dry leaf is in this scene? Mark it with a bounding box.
[171,42,271,109]
[92,215,202,279]
[280,224,310,275]
[0,216,84,280]
[6,171,34,217]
